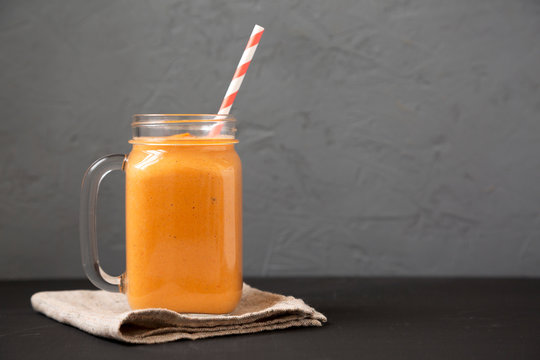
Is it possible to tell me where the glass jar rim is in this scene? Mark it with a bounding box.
[131,114,237,144]
[132,114,235,125]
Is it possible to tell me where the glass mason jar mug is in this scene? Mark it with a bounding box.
[80,115,242,314]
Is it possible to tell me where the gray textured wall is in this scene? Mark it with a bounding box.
[1,0,539,279]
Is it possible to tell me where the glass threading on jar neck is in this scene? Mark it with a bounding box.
[131,114,237,145]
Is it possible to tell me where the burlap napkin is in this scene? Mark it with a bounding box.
[31,283,326,344]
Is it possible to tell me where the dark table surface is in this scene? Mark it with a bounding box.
[1,277,539,359]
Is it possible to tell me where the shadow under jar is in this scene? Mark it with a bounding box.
[80,114,242,314]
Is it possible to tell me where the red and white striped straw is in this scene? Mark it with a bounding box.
[210,24,264,136]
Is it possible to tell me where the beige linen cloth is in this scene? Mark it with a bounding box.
[31,283,326,344]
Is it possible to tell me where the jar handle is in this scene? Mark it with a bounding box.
[79,154,126,292]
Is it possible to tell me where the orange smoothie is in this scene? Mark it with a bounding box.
[124,135,242,313]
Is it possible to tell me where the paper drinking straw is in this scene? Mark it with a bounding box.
[209,24,264,136]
